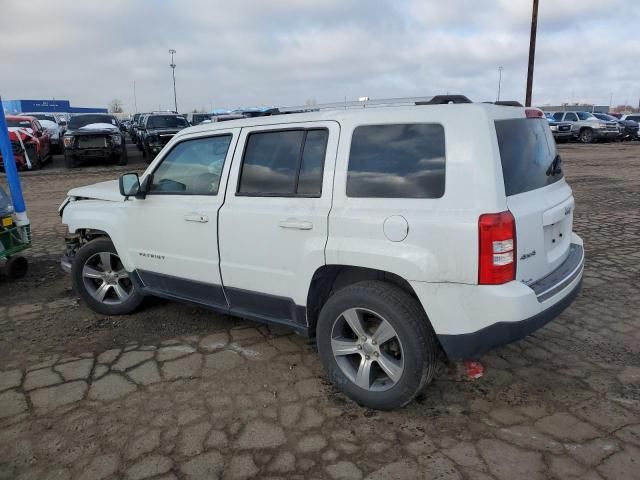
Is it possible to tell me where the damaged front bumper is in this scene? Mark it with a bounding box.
[60,233,81,273]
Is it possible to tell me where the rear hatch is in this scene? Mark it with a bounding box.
[495,116,574,285]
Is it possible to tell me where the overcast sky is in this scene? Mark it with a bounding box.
[2,0,638,113]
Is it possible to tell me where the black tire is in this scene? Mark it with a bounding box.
[316,280,438,410]
[71,238,144,315]
[5,256,28,280]
[64,152,77,169]
[579,128,594,144]
[116,147,128,166]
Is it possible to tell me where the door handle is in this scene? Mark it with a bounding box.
[184,213,209,223]
[278,219,313,230]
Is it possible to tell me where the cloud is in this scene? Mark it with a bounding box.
[1,0,638,112]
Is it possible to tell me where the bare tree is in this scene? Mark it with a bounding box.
[108,99,124,113]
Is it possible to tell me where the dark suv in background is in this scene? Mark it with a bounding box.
[63,114,127,168]
[138,113,190,162]
[593,113,638,141]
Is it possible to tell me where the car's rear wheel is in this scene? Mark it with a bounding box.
[316,280,438,410]
[579,128,594,144]
[64,152,77,168]
[72,238,144,315]
[116,147,128,166]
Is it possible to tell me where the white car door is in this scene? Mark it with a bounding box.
[218,121,339,328]
[123,129,239,307]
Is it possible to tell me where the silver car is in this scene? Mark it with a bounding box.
[551,111,619,143]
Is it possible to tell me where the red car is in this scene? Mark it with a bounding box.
[1,115,52,170]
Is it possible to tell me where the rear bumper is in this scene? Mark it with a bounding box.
[438,278,582,360]
[410,235,584,360]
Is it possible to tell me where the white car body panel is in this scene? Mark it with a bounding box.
[61,102,584,359]
[218,121,339,306]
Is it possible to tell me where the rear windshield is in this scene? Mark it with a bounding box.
[147,115,188,129]
[495,118,563,196]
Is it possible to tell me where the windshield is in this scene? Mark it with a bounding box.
[7,119,32,129]
[495,118,563,196]
[27,113,56,122]
[69,115,117,129]
[147,115,188,129]
[594,113,616,121]
[576,112,595,121]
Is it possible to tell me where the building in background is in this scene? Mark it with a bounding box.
[2,99,107,114]
[538,104,609,113]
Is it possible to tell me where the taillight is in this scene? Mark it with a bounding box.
[478,211,516,285]
[525,108,544,118]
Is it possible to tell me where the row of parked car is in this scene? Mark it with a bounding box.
[544,111,639,143]
[1,112,127,170]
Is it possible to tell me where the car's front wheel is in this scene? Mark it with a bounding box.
[316,281,438,410]
[579,128,594,143]
[71,238,144,315]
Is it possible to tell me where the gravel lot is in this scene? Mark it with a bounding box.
[1,141,639,479]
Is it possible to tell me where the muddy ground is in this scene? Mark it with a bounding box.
[0,141,638,479]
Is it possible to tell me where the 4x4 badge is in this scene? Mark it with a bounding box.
[520,250,536,260]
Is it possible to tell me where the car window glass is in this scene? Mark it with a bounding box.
[150,135,232,195]
[347,123,446,198]
[297,130,328,195]
[565,113,578,122]
[238,130,304,195]
[552,112,563,120]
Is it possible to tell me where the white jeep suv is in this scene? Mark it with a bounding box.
[59,97,584,410]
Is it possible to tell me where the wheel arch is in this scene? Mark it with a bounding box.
[306,265,430,336]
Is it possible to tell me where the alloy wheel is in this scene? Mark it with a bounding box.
[82,252,133,305]
[330,307,405,392]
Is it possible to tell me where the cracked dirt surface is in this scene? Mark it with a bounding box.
[1,142,639,479]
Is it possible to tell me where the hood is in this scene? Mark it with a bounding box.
[67,180,123,202]
[67,123,120,136]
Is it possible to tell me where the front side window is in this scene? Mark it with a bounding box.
[149,135,232,195]
[565,112,578,122]
[238,129,328,196]
[576,112,595,121]
[347,123,446,198]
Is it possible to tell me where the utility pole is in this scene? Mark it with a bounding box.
[169,49,178,113]
[525,0,539,106]
[497,66,504,102]
[133,80,138,113]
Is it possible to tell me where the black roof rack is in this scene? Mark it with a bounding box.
[415,95,472,105]
[277,95,473,114]
[492,101,524,107]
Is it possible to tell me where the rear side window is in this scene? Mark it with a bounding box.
[495,118,563,196]
[238,129,328,196]
[347,124,445,198]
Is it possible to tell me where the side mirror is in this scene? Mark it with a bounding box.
[119,173,141,197]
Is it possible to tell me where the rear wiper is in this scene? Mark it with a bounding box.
[546,154,562,176]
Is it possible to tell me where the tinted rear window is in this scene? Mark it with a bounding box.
[495,118,563,196]
[347,124,445,198]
